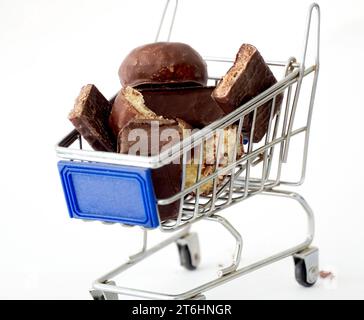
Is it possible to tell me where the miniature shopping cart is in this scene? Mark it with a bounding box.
[56,0,321,300]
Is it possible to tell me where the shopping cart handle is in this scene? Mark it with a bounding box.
[300,3,320,73]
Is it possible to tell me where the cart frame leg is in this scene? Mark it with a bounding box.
[91,189,315,300]
[204,215,243,277]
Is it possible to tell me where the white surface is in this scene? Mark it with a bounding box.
[0,0,363,300]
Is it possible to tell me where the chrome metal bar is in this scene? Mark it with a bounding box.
[209,130,224,213]
[228,117,244,204]
[93,189,314,300]
[129,229,148,260]
[263,190,315,243]
[157,126,307,207]
[196,161,248,216]
[301,3,321,71]
[203,56,300,68]
[193,142,204,218]
[279,84,294,164]
[204,215,243,277]
[260,96,276,190]
[264,104,282,181]
[174,150,187,227]
[58,129,79,148]
[78,134,83,150]
[155,0,179,42]
[283,3,320,162]
[271,58,297,186]
[244,109,257,198]
[297,67,320,185]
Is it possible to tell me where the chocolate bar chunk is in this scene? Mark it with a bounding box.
[118,119,244,220]
[139,86,225,128]
[212,44,283,142]
[185,125,244,195]
[68,84,115,151]
[118,118,189,221]
[118,118,186,155]
[109,86,159,138]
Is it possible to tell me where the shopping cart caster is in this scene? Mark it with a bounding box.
[176,233,200,270]
[90,281,119,300]
[293,247,319,287]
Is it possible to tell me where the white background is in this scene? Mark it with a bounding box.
[0,0,363,299]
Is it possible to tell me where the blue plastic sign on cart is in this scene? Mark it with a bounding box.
[58,161,160,228]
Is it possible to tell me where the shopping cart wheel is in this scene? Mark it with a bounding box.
[293,247,319,287]
[89,281,119,300]
[176,233,200,270]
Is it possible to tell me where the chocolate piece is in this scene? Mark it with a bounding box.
[185,125,244,195]
[118,118,189,221]
[185,164,218,195]
[109,86,159,137]
[68,84,115,152]
[118,120,244,219]
[212,44,283,142]
[118,118,185,155]
[139,86,225,128]
[119,42,208,88]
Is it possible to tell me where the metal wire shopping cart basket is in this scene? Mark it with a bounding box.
[55,0,321,300]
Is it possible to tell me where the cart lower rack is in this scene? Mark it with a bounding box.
[56,1,321,299]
